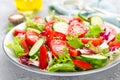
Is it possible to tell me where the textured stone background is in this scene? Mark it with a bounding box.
[1,0,120,80]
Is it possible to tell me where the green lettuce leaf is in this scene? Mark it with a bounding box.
[48,48,75,72]
[7,37,24,57]
[48,63,75,72]
[85,25,103,37]
[26,19,44,31]
[115,33,120,41]
[66,35,84,49]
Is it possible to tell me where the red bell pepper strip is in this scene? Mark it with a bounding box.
[81,37,103,46]
[39,45,48,69]
[109,41,120,47]
[44,20,55,47]
[73,60,92,70]
[69,48,81,57]
[20,39,29,56]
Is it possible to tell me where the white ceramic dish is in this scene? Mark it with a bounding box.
[3,22,120,76]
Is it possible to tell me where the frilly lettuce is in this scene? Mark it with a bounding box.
[6,37,24,57]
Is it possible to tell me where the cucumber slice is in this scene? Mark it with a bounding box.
[44,16,52,22]
[53,22,69,34]
[77,55,107,68]
[90,16,104,25]
[81,55,107,60]
[29,37,45,56]
[26,28,41,34]
[77,13,89,22]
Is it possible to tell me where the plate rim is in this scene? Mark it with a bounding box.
[3,22,120,76]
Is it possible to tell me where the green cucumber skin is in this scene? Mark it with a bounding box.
[77,13,89,22]
[77,55,107,68]
[44,16,52,22]
[44,17,48,22]
[29,37,45,56]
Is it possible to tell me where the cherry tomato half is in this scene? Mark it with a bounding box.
[13,29,25,36]
[50,39,67,56]
[25,31,39,46]
[68,23,87,36]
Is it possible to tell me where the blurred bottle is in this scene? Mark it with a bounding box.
[14,0,43,14]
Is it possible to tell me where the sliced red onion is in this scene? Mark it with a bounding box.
[30,61,39,67]
[47,51,52,66]
[99,42,109,49]
[109,46,118,52]
[100,31,110,40]
[78,48,96,54]
[19,56,39,67]
[19,56,32,66]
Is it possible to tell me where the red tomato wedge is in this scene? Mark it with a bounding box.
[13,29,25,36]
[69,48,81,57]
[54,32,66,40]
[73,60,92,70]
[109,41,120,47]
[101,25,117,43]
[68,23,87,36]
[25,31,39,46]
[50,39,67,56]
[33,16,45,24]
[42,31,66,46]
[39,45,48,69]
[44,20,67,46]
[20,39,29,56]
[81,37,103,46]
[69,17,83,25]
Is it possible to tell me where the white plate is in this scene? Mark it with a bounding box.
[3,22,120,76]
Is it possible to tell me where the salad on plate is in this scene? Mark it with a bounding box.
[6,13,120,72]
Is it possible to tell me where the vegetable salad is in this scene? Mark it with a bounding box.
[7,13,120,72]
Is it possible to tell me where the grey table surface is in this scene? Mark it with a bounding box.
[1,0,120,80]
